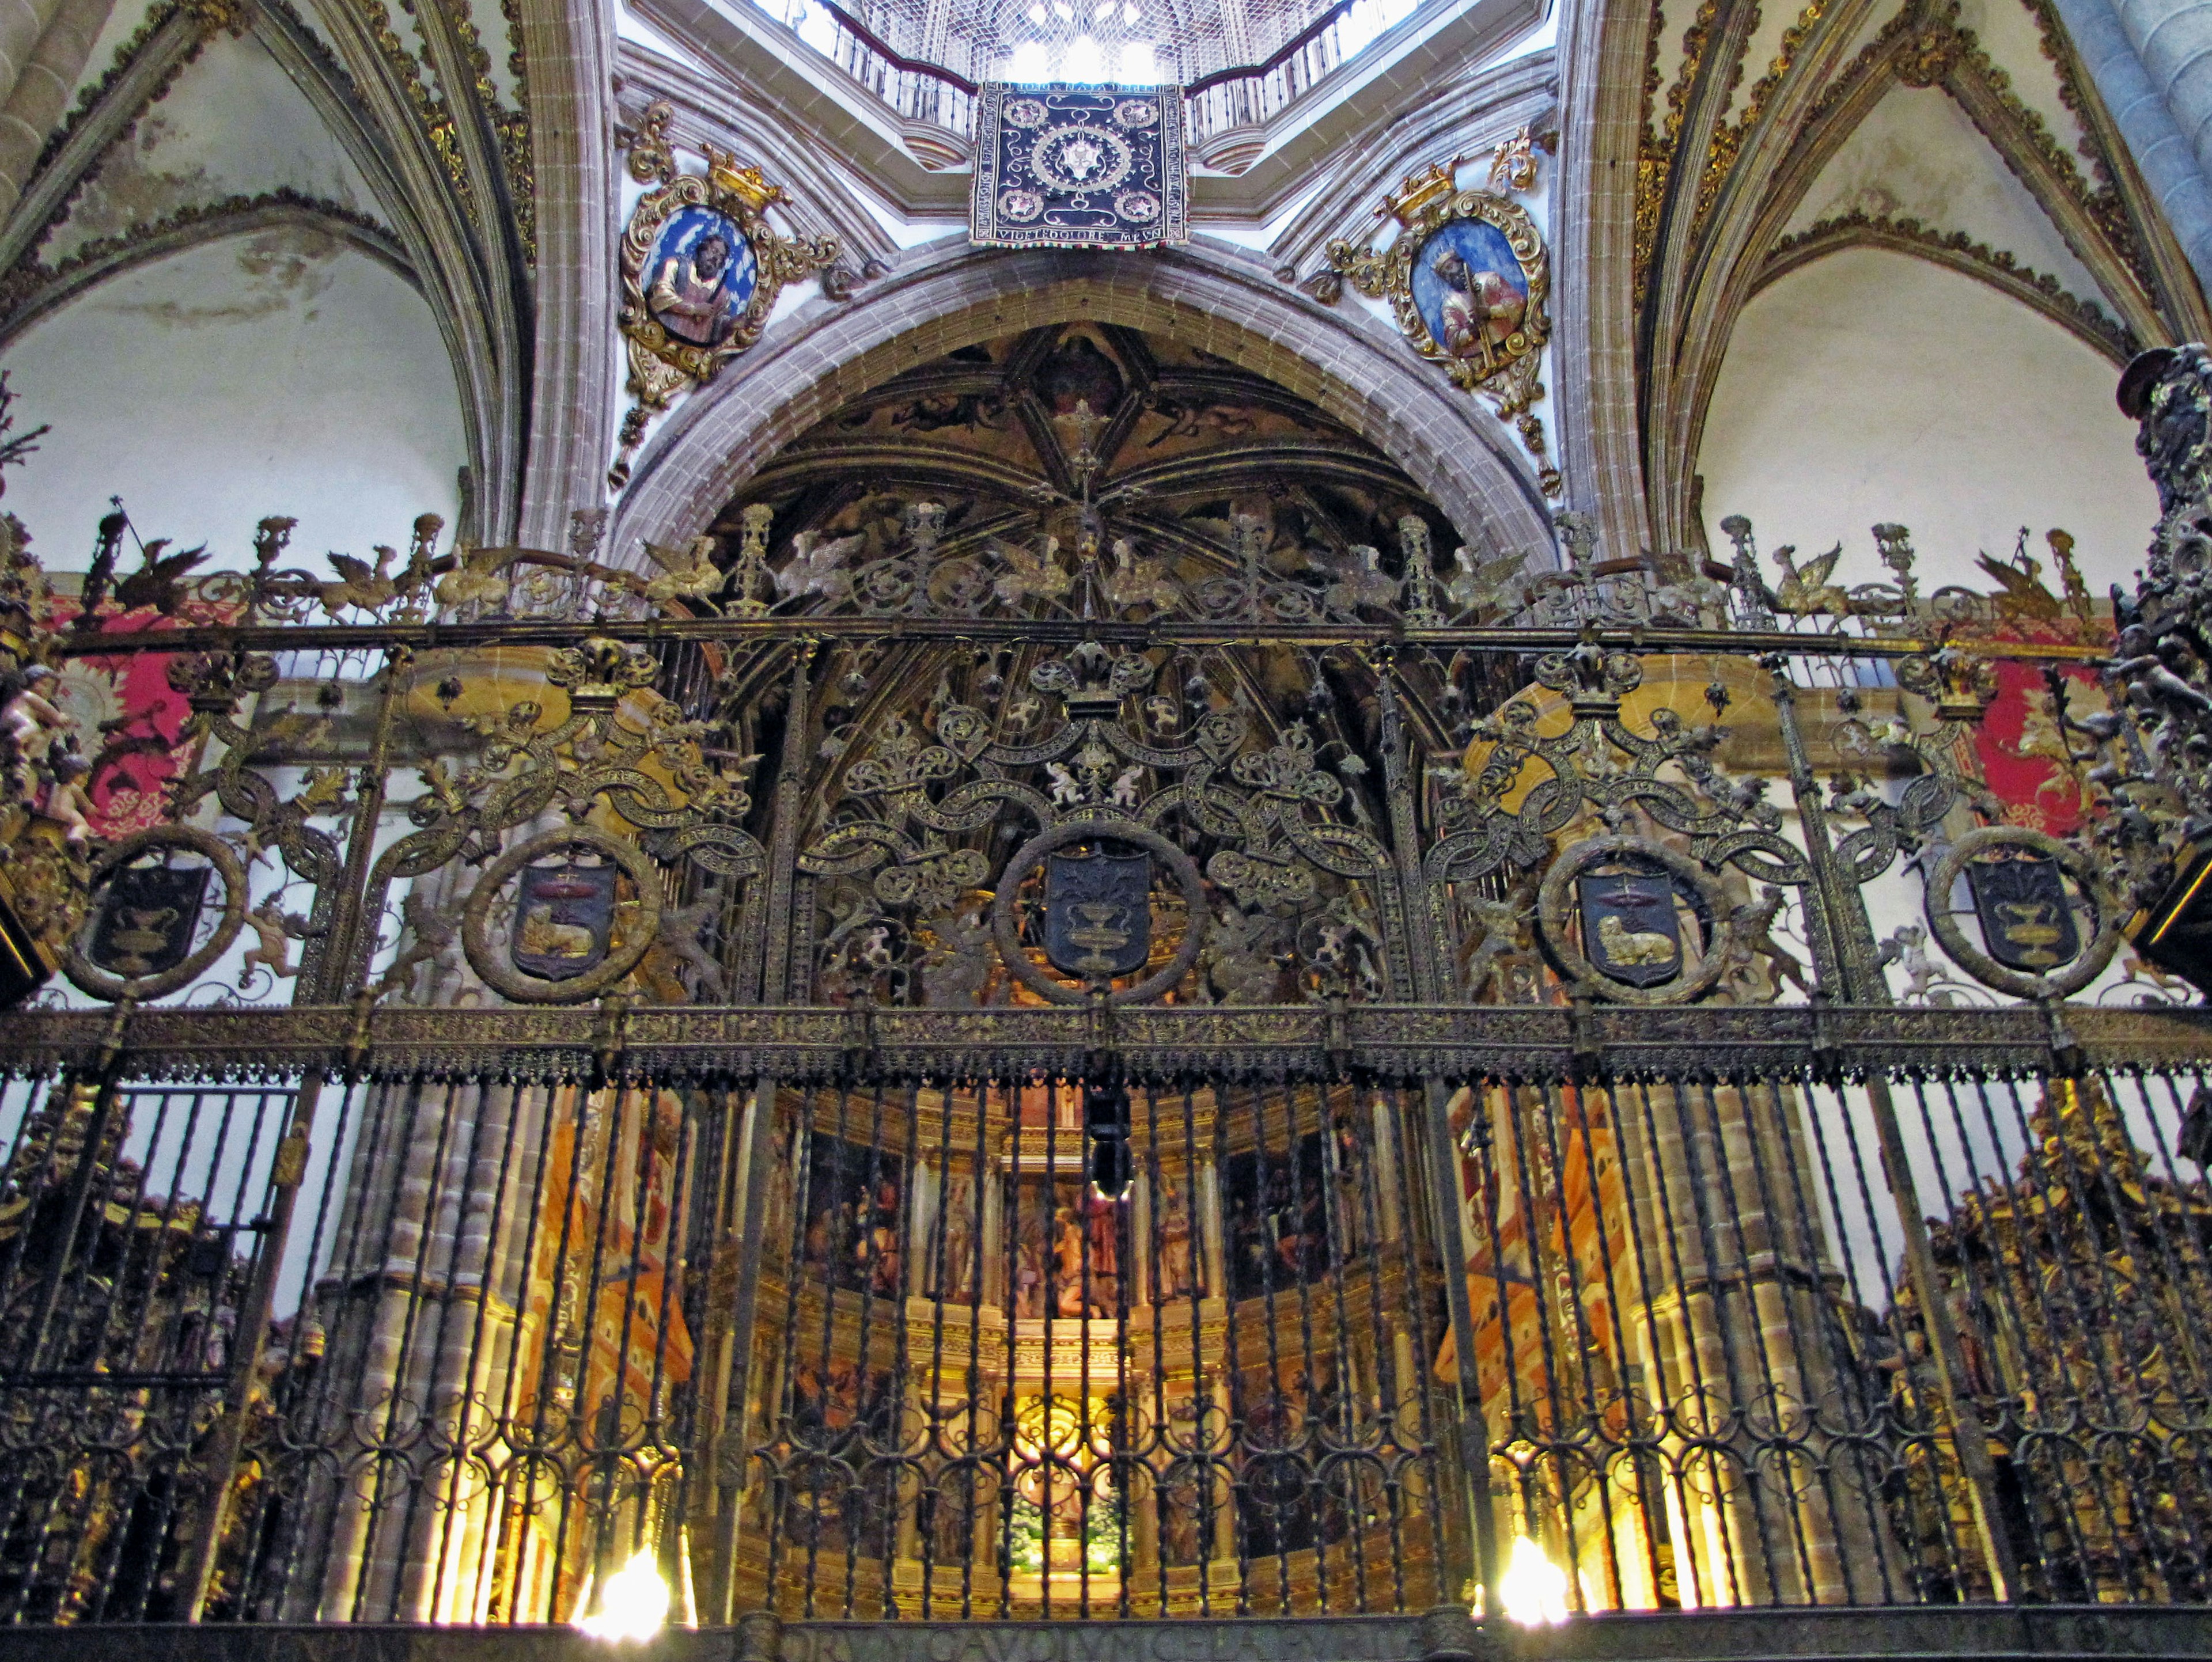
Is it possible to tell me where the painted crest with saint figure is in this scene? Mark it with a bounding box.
[1324,138,1560,495]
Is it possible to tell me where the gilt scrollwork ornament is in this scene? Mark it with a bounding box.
[1327,160,1561,496]
[611,107,838,485]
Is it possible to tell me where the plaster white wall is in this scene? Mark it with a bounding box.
[1782,85,2105,309]
[0,228,464,565]
[1698,248,2155,594]
[43,33,378,265]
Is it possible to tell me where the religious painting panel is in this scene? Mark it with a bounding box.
[799,1133,909,1297]
[1221,1131,1332,1301]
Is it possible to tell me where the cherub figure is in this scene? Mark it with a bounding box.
[38,743,94,847]
[1881,924,1967,1005]
[1046,761,1085,805]
[241,895,304,982]
[1,664,71,796]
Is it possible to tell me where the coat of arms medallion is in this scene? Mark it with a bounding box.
[612,103,840,485]
[1325,135,1559,495]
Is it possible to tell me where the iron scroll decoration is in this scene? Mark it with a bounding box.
[461,826,666,1004]
[1925,825,2121,1000]
[991,818,1208,1006]
[64,825,248,1003]
[1536,835,1738,1007]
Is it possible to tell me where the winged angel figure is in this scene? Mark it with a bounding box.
[774,529,863,607]
[993,536,1072,608]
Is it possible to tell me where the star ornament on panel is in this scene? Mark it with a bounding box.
[1326,138,1561,496]
[970,84,1188,249]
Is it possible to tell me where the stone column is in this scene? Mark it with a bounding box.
[0,0,101,213]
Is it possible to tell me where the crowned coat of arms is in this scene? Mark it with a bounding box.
[1324,136,1559,495]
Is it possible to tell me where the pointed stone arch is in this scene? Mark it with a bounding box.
[608,235,1559,565]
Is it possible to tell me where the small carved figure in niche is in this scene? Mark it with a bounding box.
[1154,1175,1199,1300]
[937,1172,977,1300]
[1053,1206,1088,1315]
[858,1178,903,1295]
[1014,1216,1047,1317]
[1084,1189,1120,1313]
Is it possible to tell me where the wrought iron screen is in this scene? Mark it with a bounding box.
[5,337,2212,1626]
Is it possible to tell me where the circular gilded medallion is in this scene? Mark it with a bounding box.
[1115,190,1161,223]
[1003,97,1050,127]
[998,188,1044,222]
[1029,124,1133,194]
[1113,98,1160,128]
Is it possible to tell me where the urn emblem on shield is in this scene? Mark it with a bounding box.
[1043,843,1152,979]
